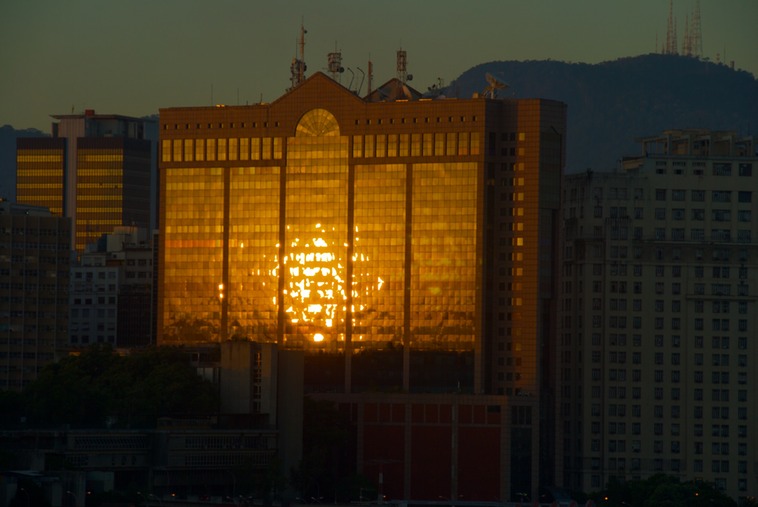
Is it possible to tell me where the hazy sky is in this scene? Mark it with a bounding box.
[2,0,756,132]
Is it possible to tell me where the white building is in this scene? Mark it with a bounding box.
[558,130,757,499]
[69,227,153,347]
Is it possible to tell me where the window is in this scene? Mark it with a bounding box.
[713,162,732,176]
[655,189,666,201]
[738,191,752,203]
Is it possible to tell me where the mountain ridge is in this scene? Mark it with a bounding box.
[2,54,756,201]
[444,53,758,171]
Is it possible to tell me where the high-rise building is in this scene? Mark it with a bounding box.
[159,72,566,500]
[0,199,70,390]
[70,227,154,348]
[559,130,757,500]
[159,72,565,391]
[16,110,155,252]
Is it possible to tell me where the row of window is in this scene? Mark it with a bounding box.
[161,132,485,162]
[655,188,753,202]
[163,115,481,131]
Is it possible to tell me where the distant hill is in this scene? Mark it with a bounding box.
[444,54,758,172]
[0,125,48,201]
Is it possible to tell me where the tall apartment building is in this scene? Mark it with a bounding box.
[0,199,70,390]
[70,227,154,348]
[16,110,155,252]
[159,72,566,499]
[559,130,757,500]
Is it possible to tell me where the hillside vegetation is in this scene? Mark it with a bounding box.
[445,54,758,172]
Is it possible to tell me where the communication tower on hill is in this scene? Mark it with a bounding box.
[665,0,678,54]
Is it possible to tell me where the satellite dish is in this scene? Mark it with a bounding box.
[483,73,509,98]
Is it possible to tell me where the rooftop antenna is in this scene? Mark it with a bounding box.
[483,73,508,99]
[289,22,307,91]
[327,43,344,82]
[367,58,373,95]
[396,48,412,83]
[356,67,365,95]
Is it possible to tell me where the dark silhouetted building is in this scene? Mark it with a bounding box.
[0,199,70,390]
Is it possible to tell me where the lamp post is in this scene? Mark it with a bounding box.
[66,490,78,507]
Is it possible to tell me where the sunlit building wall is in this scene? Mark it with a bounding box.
[158,73,565,396]
[159,72,565,499]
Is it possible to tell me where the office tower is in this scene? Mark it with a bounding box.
[0,200,70,390]
[16,110,155,252]
[559,130,757,500]
[159,72,565,499]
[159,72,565,391]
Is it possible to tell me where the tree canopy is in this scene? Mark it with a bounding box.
[5,345,218,429]
[590,474,738,507]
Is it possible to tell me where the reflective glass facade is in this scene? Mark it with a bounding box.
[159,73,566,398]
[16,138,66,216]
[16,114,153,253]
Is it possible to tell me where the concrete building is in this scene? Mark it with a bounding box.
[70,227,154,348]
[158,71,566,500]
[16,110,155,252]
[0,199,70,390]
[559,130,757,499]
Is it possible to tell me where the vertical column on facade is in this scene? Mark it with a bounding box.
[450,401,459,502]
[276,158,288,347]
[403,399,412,500]
[344,158,356,394]
[403,163,413,391]
[501,402,511,502]
[221,165,231,341]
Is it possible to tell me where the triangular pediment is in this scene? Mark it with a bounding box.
[271,72,366,107]
[365,78,422,102]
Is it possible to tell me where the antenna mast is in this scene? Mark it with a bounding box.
[664,0,678,55]
[289,23,307,90]
[367,60,373,95]
[327,43,344,82]
[691,0,703,57]
[396,49,407,83]
[682,15,691,56]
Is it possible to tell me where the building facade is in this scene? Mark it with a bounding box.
[70,227,154,348]
[158,72,565,389]
[0,200,70,390]
[158,72,566,498]
[16,110,155,253]
[559,130,757,499]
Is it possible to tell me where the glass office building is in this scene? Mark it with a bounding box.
[159,72,566,397]
[16,111,154,253]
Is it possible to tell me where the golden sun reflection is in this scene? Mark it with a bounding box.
[275,223,383,343]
